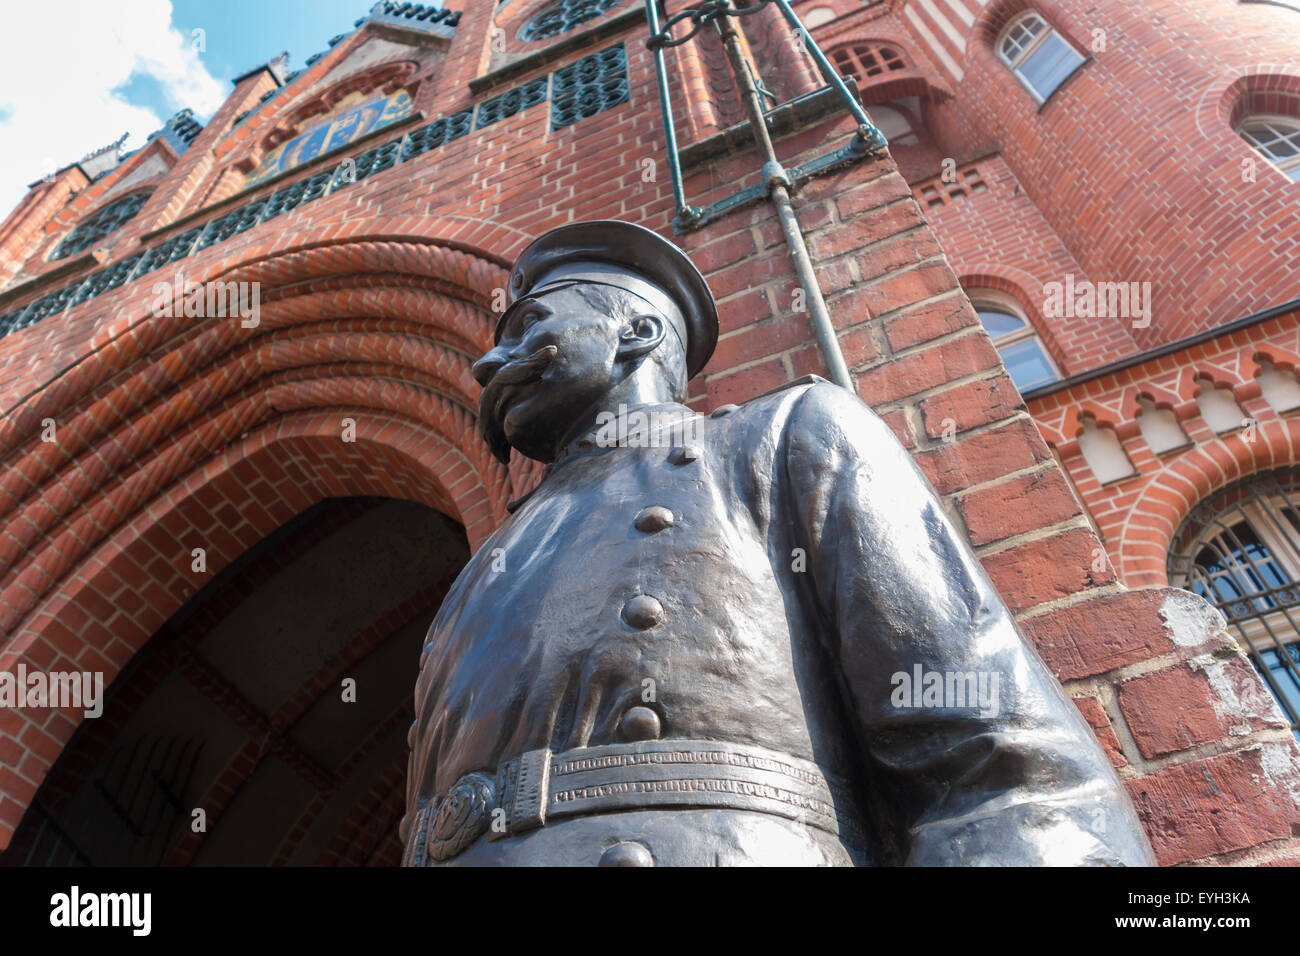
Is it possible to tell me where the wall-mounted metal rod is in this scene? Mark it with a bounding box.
[767,0,885,149]
[713,9,854,390]
[643,0,696,224]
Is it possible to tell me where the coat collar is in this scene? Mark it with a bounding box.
[504,401,702,513]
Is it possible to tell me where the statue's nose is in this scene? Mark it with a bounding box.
[471,349,507,387]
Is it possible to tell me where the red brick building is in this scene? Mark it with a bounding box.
[0,0,1297,865]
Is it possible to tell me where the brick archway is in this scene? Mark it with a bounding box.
[1117,419,1300,587]
[0,233,523,848]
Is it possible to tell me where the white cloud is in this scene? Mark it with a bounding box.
[0,0,226,216]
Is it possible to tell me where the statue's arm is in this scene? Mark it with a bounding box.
[783,382,1154,866]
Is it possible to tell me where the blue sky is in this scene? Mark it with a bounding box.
[123,0,387,121]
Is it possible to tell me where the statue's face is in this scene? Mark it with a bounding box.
[472,285,630,464]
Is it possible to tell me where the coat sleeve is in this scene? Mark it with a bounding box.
[782,381,1154,866]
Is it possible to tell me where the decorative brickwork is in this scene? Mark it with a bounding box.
[0,0,1296,865]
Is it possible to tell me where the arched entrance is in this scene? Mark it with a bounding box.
[4,495,466,865]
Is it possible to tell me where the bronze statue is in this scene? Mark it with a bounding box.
[401,219,1155,866]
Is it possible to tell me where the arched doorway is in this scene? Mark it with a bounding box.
[0,226,538,857]
[3,495,467,865]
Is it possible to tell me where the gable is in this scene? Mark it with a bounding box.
[244,87,414,187]
[96,151,171,202]
[227,24,447,186]
[328,36,418,76]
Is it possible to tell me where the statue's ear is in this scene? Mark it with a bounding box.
[616,314,666,362]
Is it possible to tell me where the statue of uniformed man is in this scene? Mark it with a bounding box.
[402,220,1155,866]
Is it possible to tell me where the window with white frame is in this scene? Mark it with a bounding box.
[996,12,1086,104]
[970,294,1059,392]
[1237,114,1300,182]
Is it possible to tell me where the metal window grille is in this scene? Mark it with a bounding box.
[520,0,627,42]
[828,43,906,83]
[259,170,335,222]
[133,226,205,277]
[52,190,152,261]
[1169,468,1300,736]
[475,77,550,129]
[551,44,630,130]
[403,109,473,160]
[194,199,270,252]
[0,60,619,343]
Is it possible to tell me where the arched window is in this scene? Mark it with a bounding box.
[1169,469,1300,735]
[829,43,908,87]
[519,0,626,42]
[1237,114,1300,182]
[970,294,1059,392]
[52,190,151,261]
[996,11,1085,104]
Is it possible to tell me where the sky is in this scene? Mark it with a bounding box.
[0,0,402,216]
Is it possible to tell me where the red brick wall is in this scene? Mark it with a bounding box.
[1030,314,1300,585]
[805,0,1300,352]
[0,0,1296,864]
[909,154,1139,371]
[889,0,1300,344]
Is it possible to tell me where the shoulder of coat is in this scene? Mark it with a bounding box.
[702,375,832,420]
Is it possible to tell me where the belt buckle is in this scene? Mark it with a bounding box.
[425,772,494,862]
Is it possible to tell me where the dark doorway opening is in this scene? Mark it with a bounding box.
[3,496,467,866]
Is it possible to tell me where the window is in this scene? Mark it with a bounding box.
[1237,114,1300,182]
[996,12,1085,104]
[864,105,917,146]
[972,297,1058,392]
[1169,469,1300,736]
[519,0,626,42]
[51,190,151,261]
[830,43,907,87]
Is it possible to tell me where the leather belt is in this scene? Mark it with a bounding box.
[403,739,865,865]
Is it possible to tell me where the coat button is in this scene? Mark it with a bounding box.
[668,445,701,465]
[599,841,654,867]
[633,506,674,533]
[621,594,665,629]
[620,705,662,741]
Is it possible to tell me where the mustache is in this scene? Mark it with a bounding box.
[478,345,559,464]
[492,344,558,386]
